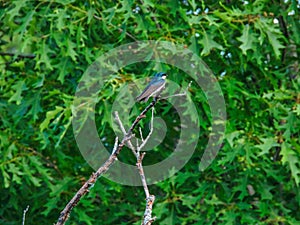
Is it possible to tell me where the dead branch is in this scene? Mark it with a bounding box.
[160,81,192,100]
[115,107,156,224]
[142,195,156,225]
[55,99,158,225]
[136,108,156,225]
[0,52,36,59]
[22,205,30,225]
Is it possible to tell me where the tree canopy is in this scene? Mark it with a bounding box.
[0,0,299,224]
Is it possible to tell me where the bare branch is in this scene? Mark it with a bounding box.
[138,108,154,151]
[114,111,137,156]
[136,153,156,225]
[68,4,137,41]
[137,153,149,197]
[161,81,192,100]
[142,195,156,225]
[111,137,119,155]
[116,102,156,224]
[92,13,137,41]
[56,99,158,225]
[0,52,36,59]
[22,205,30,225]
[56,137,121,225]
[139,127,145,143]
[135,107,156,224]
[129,99,157,133]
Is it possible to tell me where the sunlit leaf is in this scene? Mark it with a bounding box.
[280,142,300,186]
[8,80,27,105]
[198,31,224,56]
[237,25,256,55]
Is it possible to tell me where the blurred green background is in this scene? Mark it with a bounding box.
[0,0,299,224]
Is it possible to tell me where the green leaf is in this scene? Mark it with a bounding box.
[188,0,197,11]
[26,90,43,121]
[266,29,285,59]
[42,177,74,216]
[189,35,200,54]
[15,10,35,36]
[219,210,237,225]
[8,163,23,185]
[204,194,225,205]
[259,183,273,200]
[1,1,299,223]
[254,18,285,59]
[55,115,72,148]
[293,104,300,116]
[66,39,78,61]
[256,137,279,156]
[8,80,27,105]
[232,176,249,200]
[22,158,42,187]
[87,7,95,24]
[55,8,68,31]
[40,106,64,132]
[1,168,11,188]
[280,142,300,186]
[225,131,242,148]
[35,40,55,70]
[181,195,200,210]
[74,207,94,225]
[199,31,224,56]
[42,197,58,216]
[56,57,69,84]
[7,0,28,19]
[237,25,256,55]
[52,0,75,5]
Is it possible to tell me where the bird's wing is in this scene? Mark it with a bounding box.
[136,79,165,102]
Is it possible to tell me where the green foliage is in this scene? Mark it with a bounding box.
[1,0,299,224]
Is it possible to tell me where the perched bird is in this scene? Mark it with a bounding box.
[136,72,167,102]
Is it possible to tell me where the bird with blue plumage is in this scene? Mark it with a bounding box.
[135,72,167,102]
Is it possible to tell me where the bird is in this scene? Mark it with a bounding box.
[135,72,167,102]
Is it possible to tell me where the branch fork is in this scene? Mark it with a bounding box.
[56,84,190,225]
[116,107,156,225]
[56,99,158,225]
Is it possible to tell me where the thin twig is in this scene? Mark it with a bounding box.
[137,152,156,225]
[0,52,36,59]
[139,0,161,30]
[22,205,30,225]
[117,27,138,41]
[115,105,156,225]
[139,127,145,143]
[136,108,156,225]
[56,137,120,225]
[138,108,154,151]
[92,11,137,41]
[160,81,192,100]
[129,99,157,134]
[56,99,157,225]
[115,112,137,156]
[137,154,156,225]
[137,153,149,197]
[111,136,120,155]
